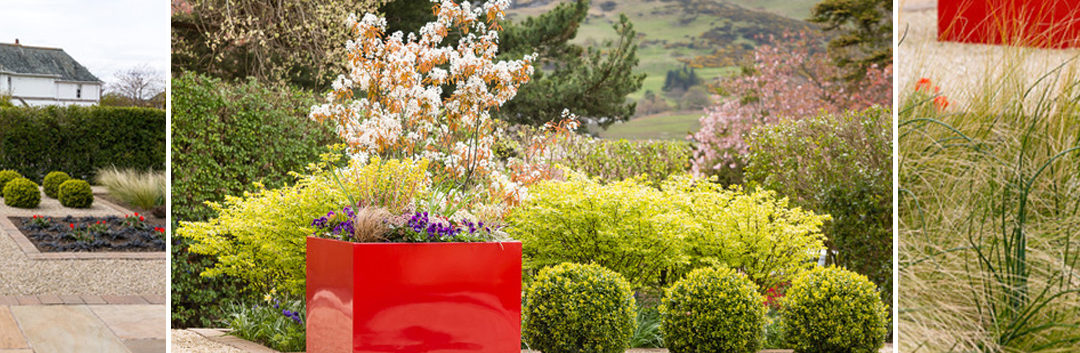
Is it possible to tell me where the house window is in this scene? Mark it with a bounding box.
[76,85,82,99]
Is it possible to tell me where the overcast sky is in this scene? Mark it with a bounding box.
[0,0,169,86]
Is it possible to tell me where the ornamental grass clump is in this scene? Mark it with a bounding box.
[95,167,165,210]
[42,171,70,199]
[3,178,40,208]
[780,266,887,353]
[899,44,1080,351]
[660,267,766,353]
[523,263,636,353]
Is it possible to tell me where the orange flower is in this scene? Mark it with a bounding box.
[934,96,949,110]
[916,78,933,92]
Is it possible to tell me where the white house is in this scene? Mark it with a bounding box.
[0,40,101,106]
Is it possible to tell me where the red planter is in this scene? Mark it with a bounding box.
[938,0,1080,48]
[306,237,522,353]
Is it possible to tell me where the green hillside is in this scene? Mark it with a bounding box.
[508,0,817,100]
[507,0,820,140]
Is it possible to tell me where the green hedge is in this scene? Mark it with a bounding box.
[172,236,252,328]
[171,72,338,222]
[0,106,165,181]
[171,72,337,328]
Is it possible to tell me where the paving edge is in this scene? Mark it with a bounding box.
[191,329,287,353]
[0,215,165,260]
[0,295,164,306]
[183,329,900,353]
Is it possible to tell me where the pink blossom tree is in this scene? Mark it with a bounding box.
[690,32,891,183]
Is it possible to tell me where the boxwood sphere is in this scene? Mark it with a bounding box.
[660,266,766,353]
[524,263,636,353]
[42,171,71,198]
[780,266,887,353]
[3,177,40,208]
[58,179,94,208]
[0,169,22,193]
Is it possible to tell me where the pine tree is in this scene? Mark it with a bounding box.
[808,0,891,82]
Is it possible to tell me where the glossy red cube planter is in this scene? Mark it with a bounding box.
[306,237,522,353]
[939,0,1080,48]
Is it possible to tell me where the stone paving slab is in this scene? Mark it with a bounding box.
[0,295,152,306]
[88,305,167,340]
[123,338,166,353]
[0,307,27,350]
[10,305,130,353]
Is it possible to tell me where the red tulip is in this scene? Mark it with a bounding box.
[915,78,932,92]
[934,96,950,111]
[139,216,145,222]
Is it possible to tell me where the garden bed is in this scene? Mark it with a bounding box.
[9,215,165,253]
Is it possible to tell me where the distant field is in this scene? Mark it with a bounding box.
[599,110,702,140]
[507,0,813,104]
[507,0,816,140]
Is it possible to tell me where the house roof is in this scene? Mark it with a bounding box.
[0,43,100,82]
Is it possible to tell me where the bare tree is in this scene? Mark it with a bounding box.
[106,65,165,108]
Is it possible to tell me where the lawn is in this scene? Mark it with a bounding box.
[600,110,701,140]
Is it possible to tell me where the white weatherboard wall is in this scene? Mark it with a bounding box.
[1,72,100,107]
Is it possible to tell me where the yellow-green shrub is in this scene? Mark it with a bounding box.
[663,175,829,291]
[42,171,71,198]
[523,263,636,353]
[508,173,827,289]
[0,169,21,192]
[660,267,766,353]
[177,155,429,296]
[780,266,887,353]
[58,179,94,208]
[508,173,688,287]
[3,177,39,208]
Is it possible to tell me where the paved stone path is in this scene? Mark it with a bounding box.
[0,303,166,353]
